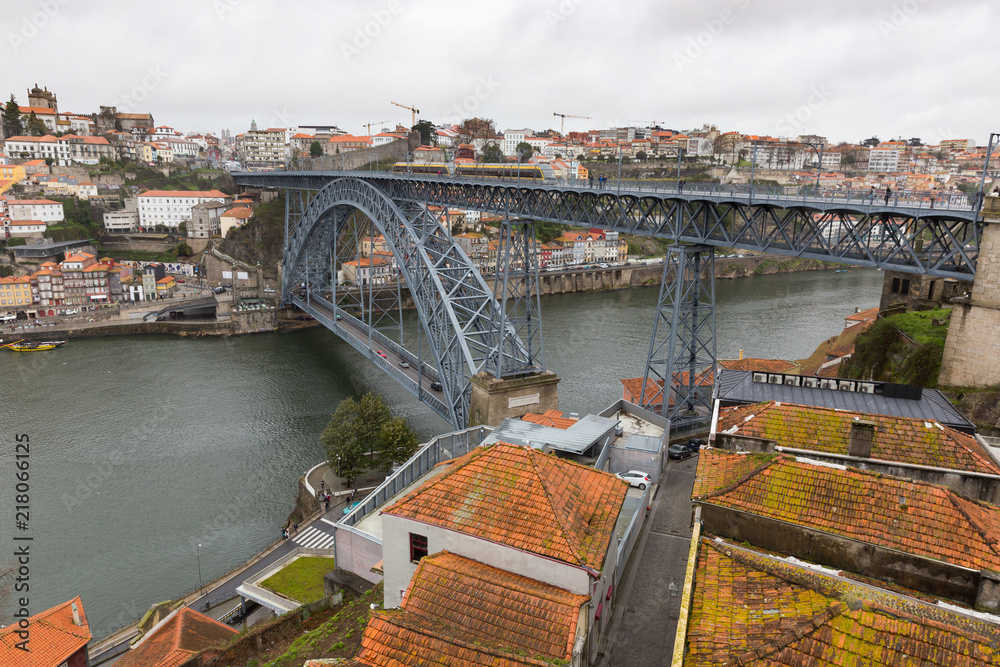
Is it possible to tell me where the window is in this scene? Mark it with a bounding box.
[409,533,428,562]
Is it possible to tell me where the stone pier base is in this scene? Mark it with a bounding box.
[468,371,560,427]
[940,195,1000,388]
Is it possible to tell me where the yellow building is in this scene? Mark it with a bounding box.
[0,275,34,309]
[0,163,27,195]
[155,276,176,299]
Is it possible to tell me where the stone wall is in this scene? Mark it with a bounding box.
[468,371,561,427]
[294,137,414,171]
[940,198,1000,387]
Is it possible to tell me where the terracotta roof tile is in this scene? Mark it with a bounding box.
[113,607,237,667]
[0,596,91,667]
[356,611,554,666]
[684,539,1000,666]
[695,451,1000,572]
[716,401,1000,475]
[398,551,588,662]
[521,409,578,430]
[383,442,628,572]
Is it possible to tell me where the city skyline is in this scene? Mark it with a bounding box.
[5,0,998,143]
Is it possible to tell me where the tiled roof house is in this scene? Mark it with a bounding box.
[113,606,237,667]
[716,401,1000,477]
[693,450,1000,609]
[350,551,589,666]
[0,596,91,667]
[684,538,1000,666]
[380,442,629,662]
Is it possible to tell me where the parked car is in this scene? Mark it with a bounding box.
[223,283,232,288]
[64,309,78,315]
[615,470,651,490]
[214,287,226,294]
[398,361,410,368]
[376,350,387,359]
[598,263,609,269]
[430,381,443,391]
[687,438,706,452]
[668,444,695,460]
[264,288,276,294]
[177,278,185,283]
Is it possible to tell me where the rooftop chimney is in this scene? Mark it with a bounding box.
[848,419,876,458]
[71,602,81,626]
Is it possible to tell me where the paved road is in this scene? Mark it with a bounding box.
[89,503,343,665]
[604,452,699,667]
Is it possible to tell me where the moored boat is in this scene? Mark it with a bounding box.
[5,340,66,351]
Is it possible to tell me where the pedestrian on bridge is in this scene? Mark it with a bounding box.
[884,186,892,206]
[868,187,875,204]
[589,174,593,188]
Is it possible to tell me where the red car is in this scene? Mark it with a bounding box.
[376,350,387,359]
[177,278,185,283]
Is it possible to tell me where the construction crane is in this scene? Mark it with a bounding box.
[363,120,389,135]
[627,120,658,127]
[553,112,592,136]
[391,102,420,127]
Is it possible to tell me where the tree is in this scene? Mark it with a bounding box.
[861,136,880,148]
[175,242,193,256]
[177,221,187,235]
[320,393,397,486]
[26,111,47,136]
[457,117,496,144]
[515,141,534,162]
[413,120,435,146]
[577,153,586,161]
[375,417,419,472]
[2,96,22,138]
[44,157,54,166]
[480,143,504,163]
[908,137,922,147]
[309,140,323,158]
[636,150,648,162]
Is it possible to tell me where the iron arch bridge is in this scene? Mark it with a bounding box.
[241,170,984,281]
[267,177,536,429]
[235,170,986,427]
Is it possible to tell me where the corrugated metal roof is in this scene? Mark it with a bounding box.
[622,434,661,452]
[483,413,618,454]
[716,370,975,433]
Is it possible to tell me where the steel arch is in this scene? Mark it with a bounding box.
[283,177,528,429]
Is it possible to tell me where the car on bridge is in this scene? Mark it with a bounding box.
[376,350,387,359]
[430,381,443,391]
[398,361,410,368]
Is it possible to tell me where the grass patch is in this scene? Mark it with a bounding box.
[883,308,951,345]
[260,557,337,604]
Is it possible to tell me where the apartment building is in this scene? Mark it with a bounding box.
[137,190,233,229]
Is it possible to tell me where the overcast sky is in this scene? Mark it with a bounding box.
[7,0,998,145]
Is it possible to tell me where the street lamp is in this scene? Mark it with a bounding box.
[676,146,684,191]
[196,543,203,593]
[795,141,825,191]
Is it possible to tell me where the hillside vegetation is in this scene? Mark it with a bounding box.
[840,309,951,387]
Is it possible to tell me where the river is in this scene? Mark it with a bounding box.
[0,268,882,638]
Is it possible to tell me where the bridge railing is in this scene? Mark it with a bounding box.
[357,170,979,213]
[339,424,492,528]
[295,295,450,418]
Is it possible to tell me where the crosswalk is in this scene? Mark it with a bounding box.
[292,526,335,550]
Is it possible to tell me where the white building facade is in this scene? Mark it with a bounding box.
[137,190,233,229]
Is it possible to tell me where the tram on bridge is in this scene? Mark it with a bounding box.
[391,162,553,180]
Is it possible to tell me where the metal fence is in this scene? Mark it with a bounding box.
[339,425,492,528]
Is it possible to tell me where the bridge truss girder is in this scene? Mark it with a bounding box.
[280,178,528,429]
[364,178,981,281]
[494,218,546,378]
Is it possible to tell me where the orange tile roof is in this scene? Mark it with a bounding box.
[684,539,1000,666]
[221,207,252,219]
[8,199,60,205]
[156,277,175,284]
[717,358,799,373]
[846,306,879,322]
[694,451,1000,572]
[113,606,237,667]
[717,401,1000,475]
[383,442,628,572]
[397,551,588,662]
[0,596,91,667]
[521,409,578,430]
[355,611,554,666]
[620,377,664,407]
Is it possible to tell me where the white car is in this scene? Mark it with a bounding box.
[64,309,78,315]
[615,470,651,490]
